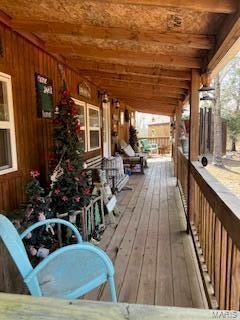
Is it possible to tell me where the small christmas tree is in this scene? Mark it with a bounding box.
[129,125,139,152]
[50,85,91,214]
[24,170,54,261]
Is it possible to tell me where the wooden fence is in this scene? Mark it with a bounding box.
[175,146,240,311]
[138,136,171,150]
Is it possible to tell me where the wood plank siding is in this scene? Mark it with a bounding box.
[0,23,102,211]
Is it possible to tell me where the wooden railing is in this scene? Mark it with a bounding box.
[176,147,188,204]
[175,146,240,310]
[138,136,170,148]
[1,292,240,319]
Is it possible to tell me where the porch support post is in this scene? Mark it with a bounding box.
[189,69,200,161]
[187,69,200,232]
[174,102,182,178]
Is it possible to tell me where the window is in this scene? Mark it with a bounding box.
[72,98,87,152]
[0,73,17,175]
[120,111,124,125]
[87,104,101,151]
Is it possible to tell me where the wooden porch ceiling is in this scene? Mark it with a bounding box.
[1,1,240,115]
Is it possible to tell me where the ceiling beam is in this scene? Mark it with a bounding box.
[91,0,237,14]
[77,63,191,80]
[121,101,176,111]
[115,96,178,106]
[130,104,175,111]
[77,62,192,80]
[82,70,190,88]
[46,45,202,69]
[125,103,175,116]
[132,109,174,116]
[207,5,240,75]
[11,19,215,50]
[105,88,184,100]
[107,87,184,100]
[96,79,187,94]
[125,101,175,110]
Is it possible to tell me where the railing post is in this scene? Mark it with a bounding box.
[174,103,182,181]
[187,69,200,233]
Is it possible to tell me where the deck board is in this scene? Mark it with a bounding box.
[87,158,208,308]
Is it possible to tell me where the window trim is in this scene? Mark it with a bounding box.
[72,98,87,152]
[0,72,18,175]
[87,103,101,151]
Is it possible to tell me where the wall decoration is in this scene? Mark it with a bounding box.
[78,81,91,99]
[35,73,53,118]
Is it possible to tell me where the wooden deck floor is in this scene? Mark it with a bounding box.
[85,158,208,308]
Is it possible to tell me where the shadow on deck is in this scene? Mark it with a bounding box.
[85,157,208,308]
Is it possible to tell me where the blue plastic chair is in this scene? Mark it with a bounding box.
[0,214,117,301]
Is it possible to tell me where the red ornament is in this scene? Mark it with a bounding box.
[74,196,81,203]
[62,89,70,97]
[30,170,40,178]
[62,195,68,202]
[83,187,91,196]
[67,164,75,171]
[61,98,67,105]
[54,187,61,195]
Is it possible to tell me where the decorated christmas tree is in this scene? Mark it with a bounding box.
[129,125,139,152]
[50,85,91,214]
[24,85,92,259]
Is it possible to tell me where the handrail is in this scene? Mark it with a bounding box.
[190,161,240,250]
[1,292,240,319]
[174,144,240,310]
[177,146,240,250]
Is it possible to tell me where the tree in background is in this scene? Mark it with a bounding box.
[221,54,240,151]
[129,125,139,152]
[225,111,240,151]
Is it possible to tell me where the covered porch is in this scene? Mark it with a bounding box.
[1,0,240,317]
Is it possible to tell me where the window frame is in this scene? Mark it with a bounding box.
[120,111,125,125]
[71,98,87,152]
[0,72,17,175]
[87,103,101,151]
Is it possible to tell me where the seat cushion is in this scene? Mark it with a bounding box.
[37,247,108,298]
[123,145,135,157]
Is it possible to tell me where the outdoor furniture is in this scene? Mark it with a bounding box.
[120,140,148,174]
[158,145,169,155]
[84,155,129,193]
[140,139,158,155]
[0,214,117,301]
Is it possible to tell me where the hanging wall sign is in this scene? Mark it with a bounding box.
[78,81,91,99]
[35,73,53,118]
